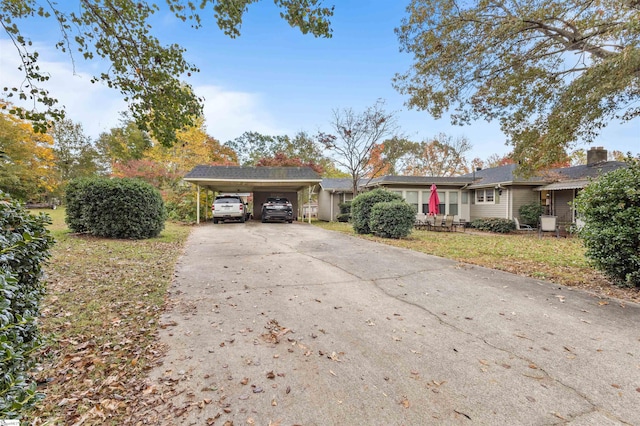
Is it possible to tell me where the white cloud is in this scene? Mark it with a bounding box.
[0,38,127,139]
[2,38,287,143]
[197,85,288,143]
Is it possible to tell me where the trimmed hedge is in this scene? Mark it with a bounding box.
[369,201,415,239]
[471,217,516,234]
[351,189,403,234]
[574,157,640,288]
[65,177,166,239]
[337,201,352,222]
[519,202,544,226]
[1,191,55,418]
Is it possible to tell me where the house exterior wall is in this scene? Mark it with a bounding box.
[378,185,468,220]
[254,191,298,220]
[512,187,540,221]
[318,190,352,221]
[470,188,507,220]
[318,190,335,221]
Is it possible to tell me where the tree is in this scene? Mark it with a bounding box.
[255,152,323,174]
[225,131,330,168]
[574,156,640,288]
[402,133,472,177]
[95,116,153,167]
[50,118,103,186]
[1,1,334,145]
[394,0,640,175]
[318,100,398,195]
[0,108,57,200]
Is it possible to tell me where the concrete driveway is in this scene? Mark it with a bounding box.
[146,222,640,425]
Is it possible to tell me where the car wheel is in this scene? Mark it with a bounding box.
[288,220,293,223]
[240,215,246,223]
[213,218,218,224]
[261,216,266,223]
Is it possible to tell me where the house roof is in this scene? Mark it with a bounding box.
[364,175,473,187]
[536,180,590,191]
[320,178,356,192]
[184,165,321,192]
[463,164,547,188]
[551,161,627,180]
[464,161,627,189]
[185,165,320,180]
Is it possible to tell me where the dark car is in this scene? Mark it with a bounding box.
[261,197,293,223]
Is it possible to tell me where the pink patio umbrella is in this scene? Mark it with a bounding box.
[428,184,440,216]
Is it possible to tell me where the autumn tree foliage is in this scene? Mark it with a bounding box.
[0,107,58,201]
[394,0,640,174]
[401,134,472,177]
[255,152,323,174]
[2,0,334,145]
[107,118,237,222]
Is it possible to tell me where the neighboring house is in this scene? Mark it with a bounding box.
[302,202,318,219]
[318,147,626,229]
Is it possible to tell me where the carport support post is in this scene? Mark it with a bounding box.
[308,185,312,224]
[196,185,201,224]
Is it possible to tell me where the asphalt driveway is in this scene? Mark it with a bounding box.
[146,221,640,425]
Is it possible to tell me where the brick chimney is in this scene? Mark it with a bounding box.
[587,146,607,165]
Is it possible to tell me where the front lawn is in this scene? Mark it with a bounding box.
[313,221,640,304]
[28,208,191,425]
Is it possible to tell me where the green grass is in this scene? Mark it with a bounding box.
[312,221,638,301]
[27,208,191,425]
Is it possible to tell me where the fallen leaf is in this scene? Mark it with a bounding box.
[399,397,410,408]
[266,371,276,379]
[611,384,621,389]
[240,377,249,385]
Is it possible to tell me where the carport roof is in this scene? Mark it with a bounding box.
[184,165,321,192]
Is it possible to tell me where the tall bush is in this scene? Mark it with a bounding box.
[351,189,403,234]
[518,202,544,226]
[574,158,640,288]
[369,201,415,239]
[66,177,166,239]
[0,191,55,419]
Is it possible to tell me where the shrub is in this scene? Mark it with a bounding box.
[336,201,352,222]
[351,189,403,234]
[0,191,55,419]
[338,201,352,215]
[574,157,640,288]
[66,177,166,239]
[518,202,544,226]
[471,217,516,233]
[369,201,415,239]
[336,213,351,222]
[64,177,93,233]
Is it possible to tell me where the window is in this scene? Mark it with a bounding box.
[449,192,458,216]
[476,189,495,204]
[405,191,418,213]
[461,191,468,204]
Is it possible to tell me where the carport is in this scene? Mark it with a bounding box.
[184,165,322,223]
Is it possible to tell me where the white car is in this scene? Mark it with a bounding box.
[212,195,247,224]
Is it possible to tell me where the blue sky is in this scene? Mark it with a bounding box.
[1,1,638,161]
